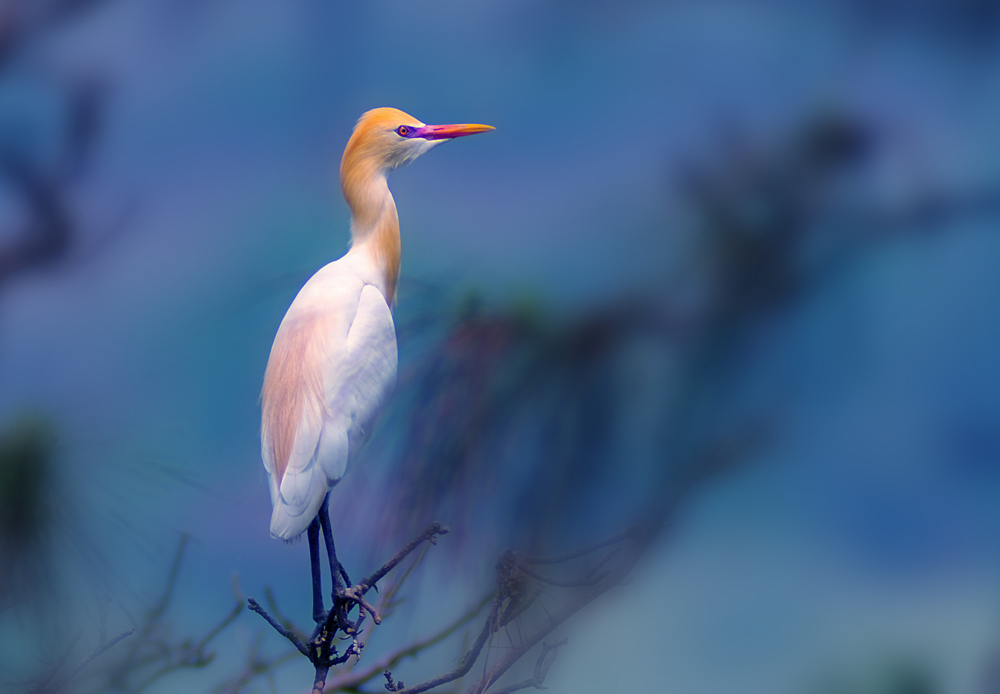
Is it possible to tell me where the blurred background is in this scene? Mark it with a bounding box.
[1,0,1000,692]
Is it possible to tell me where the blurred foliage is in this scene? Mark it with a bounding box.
[1,534,247,694]
[0,415,56,607]
[845,0,1000,47]
[815,659,938,694]
[388,296,640,549]
[0,416,54,551]
[0,0,110,289]
[88,537,243,694]
[371,111,883,554]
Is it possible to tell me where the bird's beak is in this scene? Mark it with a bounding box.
[416,123,495,140]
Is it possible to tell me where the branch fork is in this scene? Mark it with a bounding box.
[248,522,450,692]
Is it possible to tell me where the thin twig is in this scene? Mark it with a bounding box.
[321,593,492,693]
[58,629,135,687]
[463,570,622,694]
[249,523,452,693]
[495,587,540,629]
[194,582,244,656]
[248,599,310,657]
[517,562,606,589]
[389,592,502,694]
[357,522,449,593]
[264,586,308,644]
[487,639,566,694]
[28,629,83,692]
[519,528,637,565]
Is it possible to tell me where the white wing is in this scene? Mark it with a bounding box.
[318,284,397,480]
[263,266,397,540]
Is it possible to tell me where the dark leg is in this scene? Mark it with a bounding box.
[307,517,325,624]
[317,493,350,592]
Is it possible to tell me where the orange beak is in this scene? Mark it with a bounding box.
[415,123,495,140]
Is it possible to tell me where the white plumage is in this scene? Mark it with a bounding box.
[263,250,397,539]
[260,107,493,541]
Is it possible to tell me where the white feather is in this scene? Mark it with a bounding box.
[262,108,491,542]
[264,249,397,540]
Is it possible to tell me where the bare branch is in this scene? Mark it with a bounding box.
[247,598,310,658]
[264,586,309,644]
[193,594,244,657]
[516,562,606,589]
[358,522,450,594]
[249,522,453,694]
[464,550,638,694]
[367,528,644,694]
[52,629,135,690]
[388,593,502,694]
[487,639,566,694]
[321,593,492,693]
[519,527,638,565]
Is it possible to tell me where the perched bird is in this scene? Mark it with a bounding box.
[260,108,493,607]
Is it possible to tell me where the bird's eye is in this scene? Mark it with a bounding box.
[396,125,410,137]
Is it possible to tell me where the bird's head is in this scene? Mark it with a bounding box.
[341,107,494,180]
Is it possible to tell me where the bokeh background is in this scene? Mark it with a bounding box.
[2,0,1000,692]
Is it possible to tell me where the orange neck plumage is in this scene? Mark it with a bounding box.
[340,127,402,305]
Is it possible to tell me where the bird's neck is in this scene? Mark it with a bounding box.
[342,165,401,304]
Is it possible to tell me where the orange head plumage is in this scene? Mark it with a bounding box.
[338,107,494,302]
[340,107,494,220]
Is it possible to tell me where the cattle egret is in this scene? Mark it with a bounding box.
[261,108,493,613]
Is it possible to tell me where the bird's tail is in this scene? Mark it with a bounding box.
[269,466,327,540]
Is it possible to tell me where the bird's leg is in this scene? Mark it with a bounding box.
[317,493,350,593]
[307,517,326,624]
[318,495,363,642]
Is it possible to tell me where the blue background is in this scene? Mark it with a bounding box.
[1,1,1000,693]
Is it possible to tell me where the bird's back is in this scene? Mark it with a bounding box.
[262,251,397,539]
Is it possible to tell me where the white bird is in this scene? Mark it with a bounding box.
[260,108,493,604]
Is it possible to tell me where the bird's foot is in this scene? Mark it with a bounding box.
[333,583,382,626]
